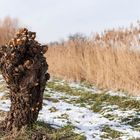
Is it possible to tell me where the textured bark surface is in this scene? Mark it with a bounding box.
[0,28,50,131]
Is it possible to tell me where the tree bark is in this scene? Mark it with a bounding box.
[0,28,50,131]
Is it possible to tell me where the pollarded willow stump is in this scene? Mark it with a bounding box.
[0,28,50,131]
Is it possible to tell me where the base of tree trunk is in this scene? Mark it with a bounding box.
[0,28,50,131]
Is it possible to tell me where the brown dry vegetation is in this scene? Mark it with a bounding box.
[0,17,140,96]
[46,23,140,96]
[0,16,18,45]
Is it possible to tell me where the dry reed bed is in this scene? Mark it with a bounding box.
[46,25,140,95]
[0,17,18,45]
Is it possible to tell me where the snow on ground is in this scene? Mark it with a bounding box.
[40,100,110,140]
[0,91,139,140]
[39,99,140,140]
[49,78,139,99]
[42,88,140,140]
[0,77,140,140]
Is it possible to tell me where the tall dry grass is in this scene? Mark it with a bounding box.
[46,24,140,95]
[0,16,18,45]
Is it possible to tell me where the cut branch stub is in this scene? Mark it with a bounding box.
[0,28,50,131]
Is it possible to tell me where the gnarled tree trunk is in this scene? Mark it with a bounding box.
[0,28,50,131]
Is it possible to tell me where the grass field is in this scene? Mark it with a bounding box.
[0,76,140,140]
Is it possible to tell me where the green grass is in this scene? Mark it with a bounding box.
[0,121,86,140]
[47,81,140,112]
[102,113,118,121]
[101,125,122,139]
[121,116,140,128]
[47,81,90,96]
[43,96,59,103]
[91,102,103,112]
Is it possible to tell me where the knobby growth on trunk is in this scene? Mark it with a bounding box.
[0,28,50,131]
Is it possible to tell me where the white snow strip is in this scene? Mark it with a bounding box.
[38,100,140,140]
